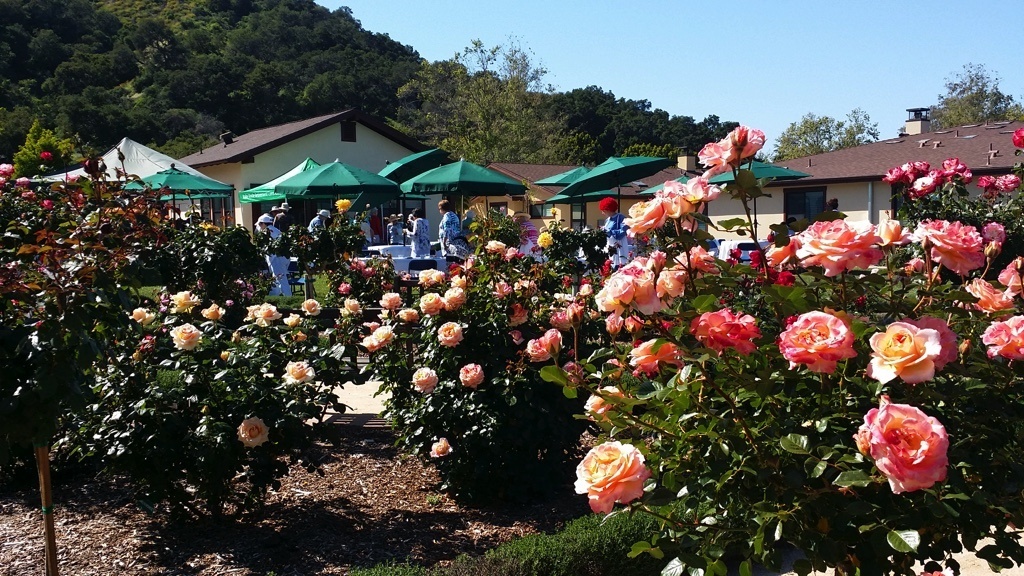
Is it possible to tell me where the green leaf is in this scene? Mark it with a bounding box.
[735,169,758,190]
[561,386,577,399]
[780,434,810,455]
[628,541,652,559]
[539,365,568,386]
[691,294,718,313]
[833,470,873,487]
[661,557,685,576]
[715,217,748,231]
[739,560,752,576]
[886,529,921,553]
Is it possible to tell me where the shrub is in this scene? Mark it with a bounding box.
[535,127,1024,575]
[67,299,354,516]
[366,242,592,502]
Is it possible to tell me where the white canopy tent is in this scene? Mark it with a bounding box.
[43,137,212,182]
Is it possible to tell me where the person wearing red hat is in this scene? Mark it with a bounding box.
[599,197,630,267]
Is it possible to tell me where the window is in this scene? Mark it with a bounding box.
[890,184,903,214]
[571,204,586,231]
[489,202,508,215]
[340,121,357,142]
[529,203,554,218]
[784,187,826,223]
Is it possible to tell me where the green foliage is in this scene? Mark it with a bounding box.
[67,300,353,516]
[772,108,879,161]
[0,174,162,464]
[930,63,1024,129]
[539,144,1024,575]
[12,119,75,177]
[539,222,607,277]
[367,239,590,502]
[622,142,678,159]
[349,513,662,576]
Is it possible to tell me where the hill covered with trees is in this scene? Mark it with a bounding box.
[0,0,737,168]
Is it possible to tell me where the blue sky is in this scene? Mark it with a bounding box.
[317,1,1023,151]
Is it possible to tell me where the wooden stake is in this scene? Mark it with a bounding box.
[34,445,59,576]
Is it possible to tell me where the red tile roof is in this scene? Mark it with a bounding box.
[178,109,427,168]
[771,121,1022,185]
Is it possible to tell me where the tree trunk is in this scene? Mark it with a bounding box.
[35,445,59,576]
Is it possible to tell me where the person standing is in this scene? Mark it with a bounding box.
[273,203,293,231]
[599,197,630,268]
[308,209,331,232]
[368,208,383,243]
[405,208,431,259]
[256,214,291,296]
[438,199,462,258]
[387,215,404,245]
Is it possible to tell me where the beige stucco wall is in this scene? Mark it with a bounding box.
[707,181,895,240]
[193,122,428,232]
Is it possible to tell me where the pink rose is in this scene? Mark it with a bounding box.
[300,299,322,316]
[629,339,682,376]
[623,198,671,235]
[508,303,528,326]
[996,174,1021,192]
[459,363,484,389]
[550,309,573,331]
[343,299,362,316]
[766,237,801,269]
[913,220,985,276]
[998,257,1024,296]
[698,141,731,178]
[578,283,593,298]
[982,315,1024,360]
[882,166,907,185]
[778,311,857,373]
[15,177,30,188]
[585,386,625,419]
[795,220,883,277]
[680,176,721,204]
[430,437,452,458]
[412,367,438,393]
[40,151,53,162]
[656,266,688,299]
[484,240,507,254]
[856,396,948,494]
[685,245,720,275]
[605,314,624,335]
[509,329,524,345]
[910,174,940,198]
[41,199,54,210]
[575,441,651,514]
[876,220,911,248]
[443,287,466,311]
[977,175,998,192]
[420,293,445,316]
[982,222,1006,246]
[1013,128,1024,149]
[904,257,926,275]
[492,281,513,299]
[906,317,958,370]
[237,417,270,448]
[727,126,766,162]
[437,322,464,347]
[337,282,352,295]
[867,321,943,384]
[690,309,761,355]
[965,279,1015,314]
[450,275,467,289]
[0,163,12,178]
[525,328,562,362]
[380,293,402,310]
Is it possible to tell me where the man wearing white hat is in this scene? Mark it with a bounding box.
[308,209,331,233]
[272,203,293,231]
[256,214,291,296]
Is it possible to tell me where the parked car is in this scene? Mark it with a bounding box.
[716,239,770,263]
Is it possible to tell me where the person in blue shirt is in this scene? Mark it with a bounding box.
[405,208,431,258]
[599,197,630,268]
[308,209,331,233]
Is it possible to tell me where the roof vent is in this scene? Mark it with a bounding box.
[956,134,977,139]
[917,139,930,147]
[219,131,235,146]
[932,141,942,149]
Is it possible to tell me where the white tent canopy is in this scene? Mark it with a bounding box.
[43,137,214,182]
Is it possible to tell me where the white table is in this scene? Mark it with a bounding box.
[368,244,412,258]
[359,256,448,275]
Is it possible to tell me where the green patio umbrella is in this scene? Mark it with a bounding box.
[400,160,526,196]
[378,148,450,184]
[535,166,590,186]
[238,157,320,204]
[559,156,674,201]
[640,174,691,195]
[707,161,810,184]
[125,167,233,195]
[545,189,649,205]
[274,161,401,208]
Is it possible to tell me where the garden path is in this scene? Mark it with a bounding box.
[327,379,389,428]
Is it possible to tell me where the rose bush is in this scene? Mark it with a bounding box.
[529,127,1024,575]
[68,299,356,516]
[365,220,606,501]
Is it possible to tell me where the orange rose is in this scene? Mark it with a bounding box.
[379,293,403,311]
[343,299,362,316]
[130,307,156,326]
[965,279,1015,314]
[237,417,269,448]
[585,386,625,420]
[430,437,452,458]
[443,287,467,311]
[629,339,682,375]
[201,303,225,321]
[459,363,484,389]
[398,308,420,323]
[437,322,464,347]
[300,299,322,316]
[574,441,651,514]
[170,323,202,351]
[412,367,438,393]
[283,360,315,384]
[250,303,282,327]
[170,291,201,314]
[867,321,943,384]
[420,293,444,316]
[283,313,302,328]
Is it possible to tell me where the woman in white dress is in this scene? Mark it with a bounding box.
[256,214,291,296]
[405,208,431,259]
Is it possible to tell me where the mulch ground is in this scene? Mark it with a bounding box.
[0,426,589,575]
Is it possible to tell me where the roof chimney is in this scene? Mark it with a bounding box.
[219,131,234,146]
[677,154,698,172]
[904,108,931,136]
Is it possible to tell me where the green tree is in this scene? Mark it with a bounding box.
[930,63,1024,129]
[622,142,678,159]
[772,108,879,161]
[12,120,74,177]
[394,39,559,164]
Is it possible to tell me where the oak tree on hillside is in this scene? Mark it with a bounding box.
[772,108,879,161]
